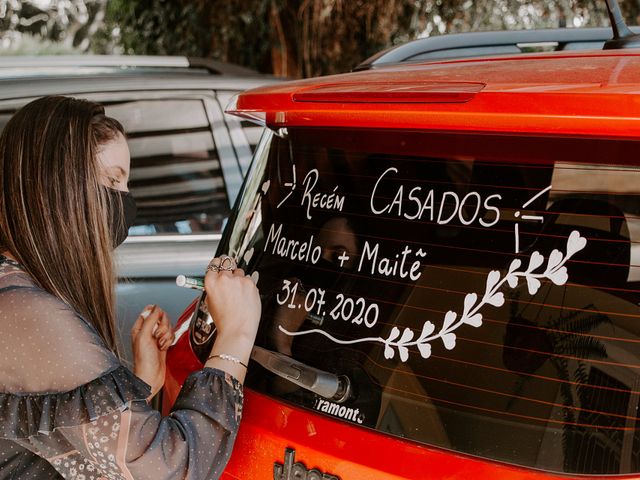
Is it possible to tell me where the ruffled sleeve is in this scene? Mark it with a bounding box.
[0,267,244,480]
[123,368,243,479]
[0,366,151,440]
[0,366,242,480]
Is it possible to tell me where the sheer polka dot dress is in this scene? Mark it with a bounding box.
[0,255,243,479]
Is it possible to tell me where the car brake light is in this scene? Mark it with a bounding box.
[292,82,485,103]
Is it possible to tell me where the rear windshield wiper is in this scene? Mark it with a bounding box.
[251,346,351,403]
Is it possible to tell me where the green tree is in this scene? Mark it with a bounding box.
[99,0,432,76]
[100,0,639,77]
[5,1,640,76]
[0,0,107,54]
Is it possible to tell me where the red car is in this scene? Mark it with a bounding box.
[164,23,640,480]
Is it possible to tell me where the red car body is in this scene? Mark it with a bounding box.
[165,50,640,479]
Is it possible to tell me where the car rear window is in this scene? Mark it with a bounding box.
[218,128,640,475]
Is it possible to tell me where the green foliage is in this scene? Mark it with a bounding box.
[99,0,206,56]
[5,0,640,75]
[0,0,107,53]
[200,0,273,73]
[94,0,640,77]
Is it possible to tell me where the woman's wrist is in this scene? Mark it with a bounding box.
[207,353,248,369]
[204,332,256,383]
[208,337,253,366]
[204,356,249,384]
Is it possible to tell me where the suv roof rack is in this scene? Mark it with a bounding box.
[0,55,190,68]
[354,26,640,71]
[0,55,262,76]
[186,57,264,76]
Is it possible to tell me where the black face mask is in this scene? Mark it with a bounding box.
[105,187,137,248]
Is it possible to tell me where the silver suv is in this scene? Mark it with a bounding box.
[0,55,278,362]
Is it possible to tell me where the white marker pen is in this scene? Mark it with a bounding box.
[176,275,205,291]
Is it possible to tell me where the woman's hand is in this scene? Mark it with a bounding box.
[204,264,261,343]
[203,259,261,383]
[131,305,174,397]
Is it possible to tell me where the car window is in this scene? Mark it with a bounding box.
[0,97,231,237]
[104,99,230,236]
[219,128,640,476]
[215,91,265,173]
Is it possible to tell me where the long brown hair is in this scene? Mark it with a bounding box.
[0,96,126,355]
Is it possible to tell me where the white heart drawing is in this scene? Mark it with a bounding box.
[417,342,432,359]
[567,230,587,256]
[243,248,254,264]
[442,332,457,350]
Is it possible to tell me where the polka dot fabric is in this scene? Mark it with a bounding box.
[0,256,244,479]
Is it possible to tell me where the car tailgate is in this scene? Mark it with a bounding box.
[222,389,570,480]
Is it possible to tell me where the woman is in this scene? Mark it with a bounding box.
[0,96,261,479]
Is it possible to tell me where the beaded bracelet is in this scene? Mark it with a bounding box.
[207,353,248,369]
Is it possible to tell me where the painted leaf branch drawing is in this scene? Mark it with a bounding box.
[279,230,588,363]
